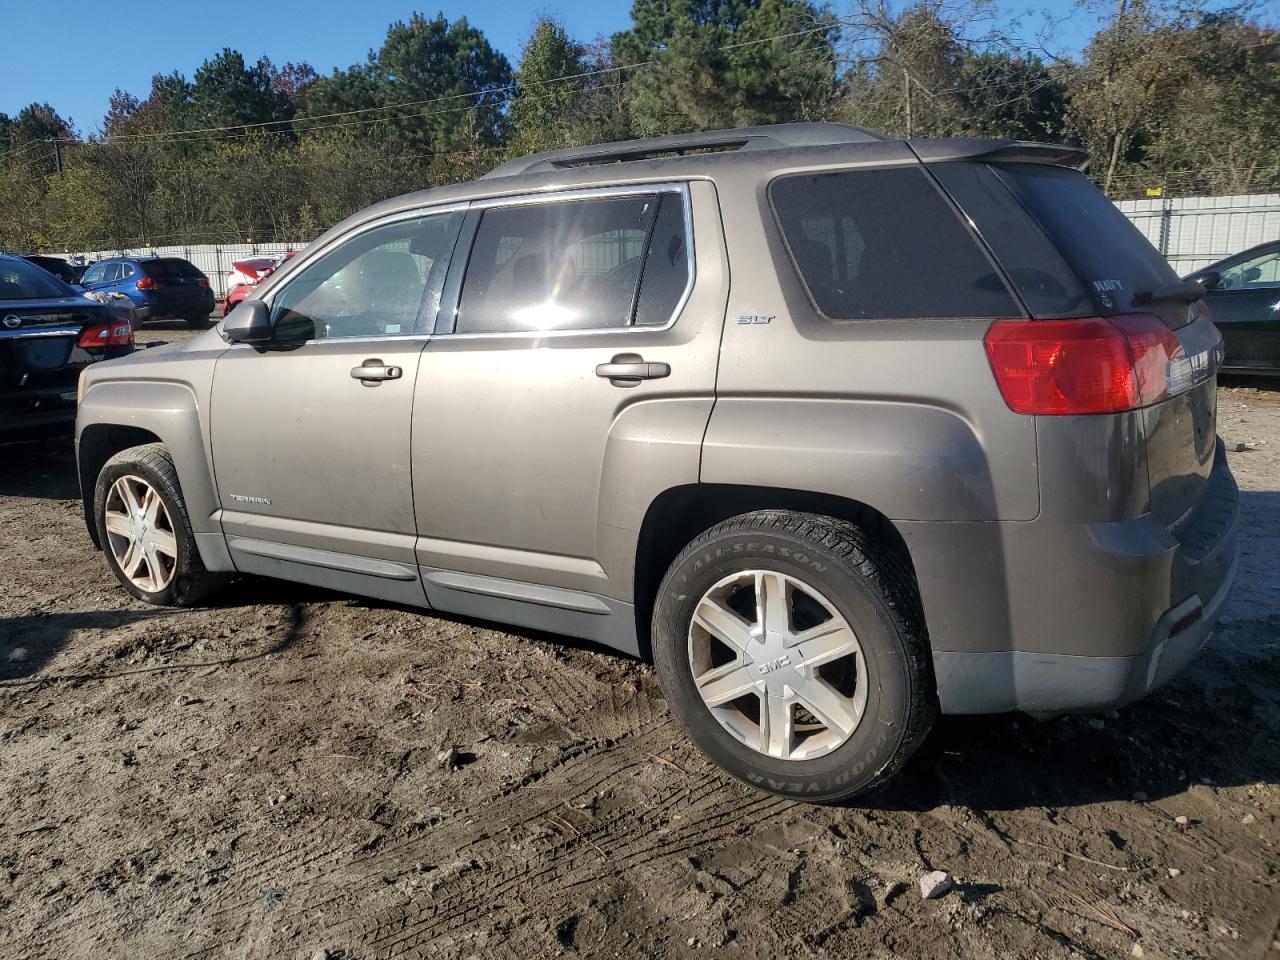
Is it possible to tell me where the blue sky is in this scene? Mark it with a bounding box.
[3,0,1102,134]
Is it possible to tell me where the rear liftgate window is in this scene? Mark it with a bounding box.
[770,166,1018,320]
[988,163,1180,315]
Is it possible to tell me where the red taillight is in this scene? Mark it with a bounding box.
[136,275,160,290]
[984,315,1182,415]
[197,277,210,288]
[78,318,134,348]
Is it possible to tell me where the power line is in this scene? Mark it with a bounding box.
[87,23,839,146]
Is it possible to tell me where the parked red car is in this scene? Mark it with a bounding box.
[221,253,297,317]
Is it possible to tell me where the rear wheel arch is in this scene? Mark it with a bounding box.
[633,484,922,660]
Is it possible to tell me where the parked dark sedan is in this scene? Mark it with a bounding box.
[1185,240,1280,375]
[0,253,133,443]
[22,254,85,286]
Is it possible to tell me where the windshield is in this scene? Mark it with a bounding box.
[0,257,75,301]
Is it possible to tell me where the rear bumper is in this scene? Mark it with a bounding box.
[904,440,1240,714]
[932,547,1235,713]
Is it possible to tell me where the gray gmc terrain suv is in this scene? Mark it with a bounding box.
[76,124,1238,802]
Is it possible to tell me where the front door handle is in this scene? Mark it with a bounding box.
[350,358,403,385]
[595,353,671,387]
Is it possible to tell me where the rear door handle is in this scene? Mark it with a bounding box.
[350,358,403,385]
[595,353,670,386]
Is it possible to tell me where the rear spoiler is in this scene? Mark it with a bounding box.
[908,139,1088,170]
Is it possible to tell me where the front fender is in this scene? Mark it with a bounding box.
[76,379,221,537]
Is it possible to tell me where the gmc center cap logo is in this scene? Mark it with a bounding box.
[2,315,20,329]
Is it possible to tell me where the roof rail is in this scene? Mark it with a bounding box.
[482,122,884,179]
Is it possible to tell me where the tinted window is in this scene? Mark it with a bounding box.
[26,257,77,284]
[771,167,1017,320]
[634,193,690,326]
[992,164,1178,314]
[271,211,462,342]
[931,162,1093,318]
[101,263,121,283]
[456,194,659,334]
[0,257,74,300]
[142,258,203,280]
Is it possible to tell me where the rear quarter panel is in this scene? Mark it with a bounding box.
[702,159,1039,523]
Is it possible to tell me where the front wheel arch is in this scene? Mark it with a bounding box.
[78,424,163,548]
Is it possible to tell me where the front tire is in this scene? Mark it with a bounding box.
[652,510,935,803]
[94,443,226,606]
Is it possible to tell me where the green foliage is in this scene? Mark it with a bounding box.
[509,18,587,155]
[303,12,512,158]
[614,0,839,135]
[0,0,1276,251]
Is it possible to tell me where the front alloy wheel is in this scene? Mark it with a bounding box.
[103,475,179,593]
[94,442,226,607]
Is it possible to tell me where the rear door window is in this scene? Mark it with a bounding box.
[456,193,665,334]
[634,193,691,326]
[770,166,1018,320]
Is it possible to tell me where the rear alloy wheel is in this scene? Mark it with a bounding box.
[688,569,869,761]
[653,510,935,803]
[94,443,226,606]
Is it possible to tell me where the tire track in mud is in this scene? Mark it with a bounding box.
[181,714,789,959]
[361,776,792,957]
[174,667,673,956]
[195,668,666,919]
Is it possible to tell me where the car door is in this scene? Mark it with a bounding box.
[209,206,465,606]
[81,261,117,293]
[79,262,108,290]
[411,183,728,648]
[1201,247,1280,370]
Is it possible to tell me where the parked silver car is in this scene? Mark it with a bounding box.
[76,124,1238,801]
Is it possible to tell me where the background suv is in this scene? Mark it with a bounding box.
[76,124,1238,802]
[81,256,214,328]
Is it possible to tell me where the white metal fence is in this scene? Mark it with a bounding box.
[67,242,310,299]
[53,192,1280,298]
[1115,193,1280,274]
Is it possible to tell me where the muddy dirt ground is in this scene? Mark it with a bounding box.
[1,322,1277,959]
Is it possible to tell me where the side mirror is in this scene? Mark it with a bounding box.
[223,299,272,343]
[1198,270,1221,290]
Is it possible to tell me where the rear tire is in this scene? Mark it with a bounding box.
[185,311,211,329]
[94,443,227,607]
[652,510,935,803]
